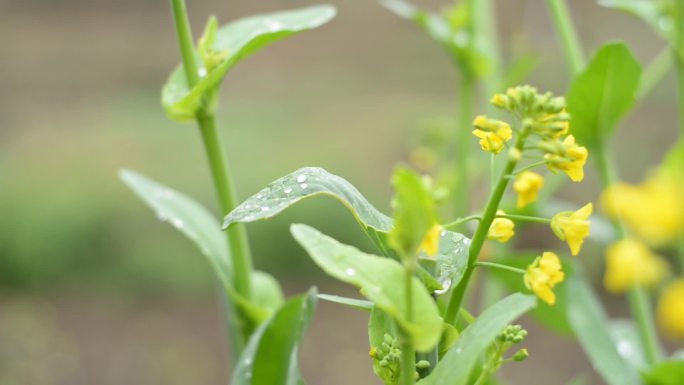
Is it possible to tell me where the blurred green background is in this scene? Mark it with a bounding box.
[0,0,679,384]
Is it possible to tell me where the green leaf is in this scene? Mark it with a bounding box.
[489,254,573,335]
[223,167,470,292]
[566,43,642,150]
[231,288,317,385]
[419,293,536,385]
[119,169,283,326]
[566,270,639,385]
[291,224,442,352]
[389,167,436,258]
[162,5,337,122]
[318,294,373,311]
[642,361,684,385]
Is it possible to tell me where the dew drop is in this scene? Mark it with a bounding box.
[435,279,452,295]
[261,206,269,212]
[283,187,293,194]
[300,183,308,189]
[345,268,355,276]
[455,347,462,354]
[296,174,308,183]
[256,194,263,199]
[440,231,447,237]
[171,218,184,229]
[198,67,207,77]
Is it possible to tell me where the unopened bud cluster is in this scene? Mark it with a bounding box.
[497,324,529,344]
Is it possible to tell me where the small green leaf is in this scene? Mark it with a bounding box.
[223,167,470,291]
[566,269,639,385]
[162,5,337,122]
[642,361,684,385]
[419,293,536,385]
[231,288,317,385]
[318,294,373,311]
[566,43,642,150]
[389,167,436,258]
[291,224,442,352]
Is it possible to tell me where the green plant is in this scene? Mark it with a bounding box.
[120,0,684,383]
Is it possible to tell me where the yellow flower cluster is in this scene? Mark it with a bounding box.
[602,173,684,247]
[524,252,565,305]
[472,115,512,154]
[551,203,593,256]
[603,239,667,293]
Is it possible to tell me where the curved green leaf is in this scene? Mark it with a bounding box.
[231,288,317,385]
[162,5,337,122]
[566,270,639,385]
[419,293,536,385]
[642,361,684,385]
[119,169,283,326]
[291,224,442,352]
[566,43,641,150]
[223,167,470,292]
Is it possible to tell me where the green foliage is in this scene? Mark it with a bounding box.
[566,270,640,385]
[642,361,684,385]
[291,224,442,352]
[388,167,437,258]
[120,170,284,327]
[223,167,470,293]
[566,43,642,150]
[162,5,336,122]
[318,294,373,311]
[418,294,536,385]
[231,288,317,385]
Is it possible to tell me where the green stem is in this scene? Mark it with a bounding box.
[628,286,662,365]
[170,0,254,356]
[475,261,526,275]
[454,76,476,218]
[444,136,525,325]
[676,52,684,137]
[637,48,672,101]
[497,214,551,224]
[400,263,416,385]
[512,160,547,175]
[546,0,585,75]
[443,215,482,230]
[594,145,663,365]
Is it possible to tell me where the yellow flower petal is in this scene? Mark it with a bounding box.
[657,279,684,340]
[488,210,515,243]
[524,252,564,306]
[513,171,544,208]
[419,224,442,256]
[551,203,592,256]
[603,239,667,293]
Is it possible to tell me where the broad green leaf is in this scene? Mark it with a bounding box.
[566,43,641,150]
[231,288,317,385]
[291,224,442,352]
[223,167,470,292]
[489,255,573,335]
[609,319,646,370]
[119,170,283,326]
[318,294,373,311]
[642,361,684,385]
[162,5,337,122]
[389,167,437,258]
[419,293,536,385]
[566,270,639,385]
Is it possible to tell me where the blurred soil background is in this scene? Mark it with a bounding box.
[0,0,680,384]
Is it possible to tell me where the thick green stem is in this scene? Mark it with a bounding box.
[400,264,416,385]
[454,76,476,218]
[546,0,585,75]
[594,146,663,365]
[170,0,254,357]
[444,137,524,325]
[628,286,662,365]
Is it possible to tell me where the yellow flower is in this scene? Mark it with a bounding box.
[488,210,515,243]
[524,252,564,305]
[550,203,592,256]
[602,174,684,247]
[545,135,588,182]
[419,224,442,256]
[513,171,545,208]
[603,239,667,293]
[472,115,513,154]
[657,279,684,339]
